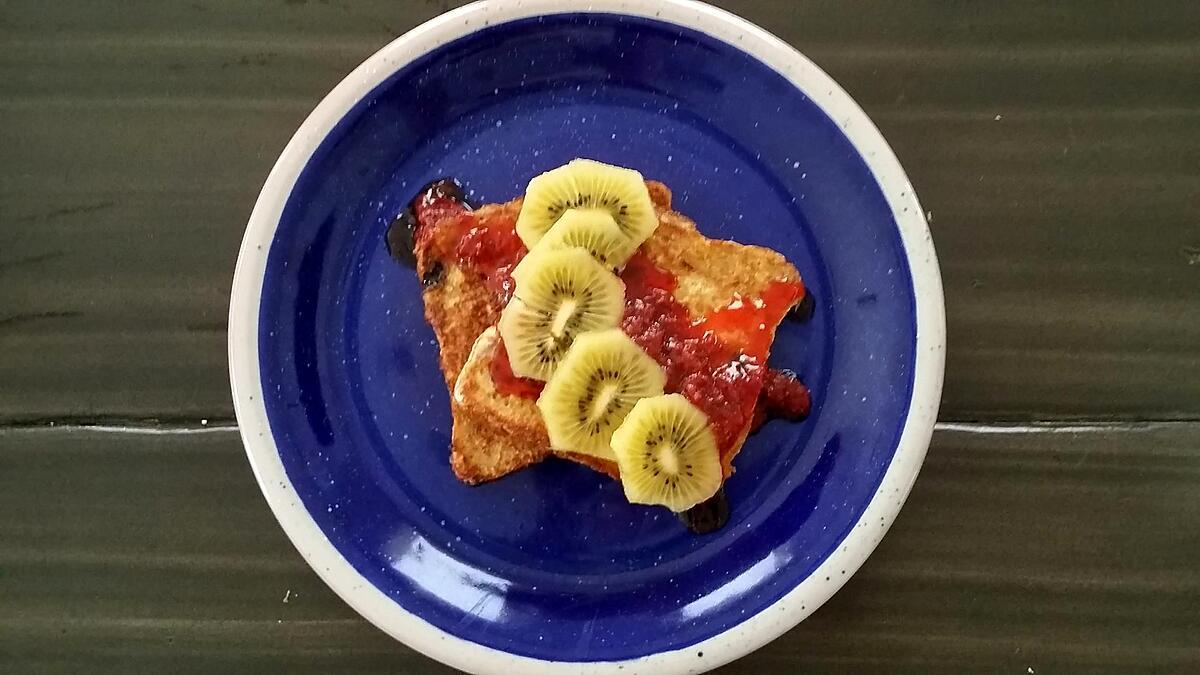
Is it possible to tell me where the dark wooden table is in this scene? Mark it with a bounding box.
[3,1,1198,672]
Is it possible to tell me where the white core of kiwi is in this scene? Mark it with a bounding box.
[548,299,578,339]
[498,248,624,381]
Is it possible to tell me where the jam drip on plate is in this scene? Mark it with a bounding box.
[678,487,730,534]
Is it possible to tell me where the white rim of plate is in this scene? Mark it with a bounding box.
[228,0,946,673]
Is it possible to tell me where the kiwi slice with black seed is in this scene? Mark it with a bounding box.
[515,159,658,251]
[610,393,722,512]
[535,208,637,268]
[498,248,624,381]
[536,329,666,460]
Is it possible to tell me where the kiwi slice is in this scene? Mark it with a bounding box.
[498,248,625,381]
[515,159,658,250]
[536,208,637,268]
[537,329,666,460]
[610,394,722,512]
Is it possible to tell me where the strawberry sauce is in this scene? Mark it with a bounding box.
[455,213,526,307]
[402,178,527,309]
[490,339,545,399]
[619,251,804,457]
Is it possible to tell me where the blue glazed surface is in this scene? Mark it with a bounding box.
[259,13,915,662]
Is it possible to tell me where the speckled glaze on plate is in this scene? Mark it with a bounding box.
[229,1,945,673]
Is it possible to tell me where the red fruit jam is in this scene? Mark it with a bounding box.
[620,252,803,457]
[454,212,526,309]
[621,249,678,295]
[679,355,765,453]
[699,280,804,358]
[412,183,474,261]
[760,368,812,421]
[490,338,545,399]
[410,181,526,310]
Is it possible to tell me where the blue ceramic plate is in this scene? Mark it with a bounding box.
[229,1,944,672]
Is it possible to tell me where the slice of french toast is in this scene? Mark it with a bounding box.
[410,179,804,485]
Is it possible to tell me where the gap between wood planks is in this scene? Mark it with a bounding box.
[1,418,1197,435]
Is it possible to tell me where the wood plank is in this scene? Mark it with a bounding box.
[0,0,420,423]
[1,424,1197,672]
[1,2,1197,420]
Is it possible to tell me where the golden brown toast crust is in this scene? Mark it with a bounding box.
[449,327,622,483]
[419,181,800,484]
[417,201,520,392]
[448,328,551,484]
[646,211,801,315]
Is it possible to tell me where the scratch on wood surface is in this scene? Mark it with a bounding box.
[12,202,115,224]
[0,251,65,274]
[219,53,276,68]
[0,311,81,330]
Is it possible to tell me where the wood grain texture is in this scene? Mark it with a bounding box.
[1,424,1197,673]
[0,1,1197,422]
[2,3,1197,673]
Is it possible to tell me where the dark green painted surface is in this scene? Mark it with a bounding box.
[1,425,1198,673]
[2,1,1199,672]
